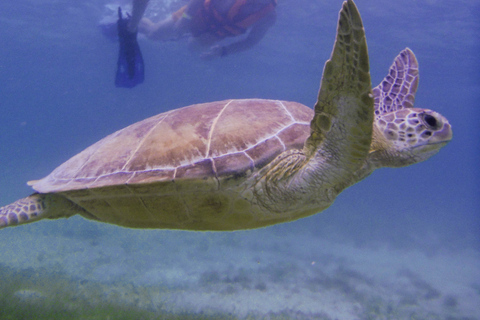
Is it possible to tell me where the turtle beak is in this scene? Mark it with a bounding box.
[432,122,452,144]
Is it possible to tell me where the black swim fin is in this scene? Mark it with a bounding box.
[115,7,144,88]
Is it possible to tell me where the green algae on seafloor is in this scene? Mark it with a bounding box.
[0,264,235,320]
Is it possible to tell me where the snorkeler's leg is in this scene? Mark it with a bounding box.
[115,7,145,88]
[128,0,149,32]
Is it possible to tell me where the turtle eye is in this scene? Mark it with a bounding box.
[420,113,440,130]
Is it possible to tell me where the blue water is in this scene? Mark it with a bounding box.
[0,0,479,318]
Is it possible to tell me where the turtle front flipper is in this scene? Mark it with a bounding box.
[0,193,79,229]
[373,48,419,115]
[305,0,373,173]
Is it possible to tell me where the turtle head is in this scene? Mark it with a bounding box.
[370,108,452,167]
[368,48,452,168]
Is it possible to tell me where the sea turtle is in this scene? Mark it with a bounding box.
[0,0,451,231]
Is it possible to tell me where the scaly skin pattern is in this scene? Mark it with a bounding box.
[0,194,46,227]
[0,193,83,228]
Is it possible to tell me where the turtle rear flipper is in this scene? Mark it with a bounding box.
[0,194,80,228]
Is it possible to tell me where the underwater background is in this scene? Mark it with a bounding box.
[0,0,479,319]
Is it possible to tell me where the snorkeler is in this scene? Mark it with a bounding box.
[114,0,277,88]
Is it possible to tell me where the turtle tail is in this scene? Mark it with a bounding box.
[0,193,78,229]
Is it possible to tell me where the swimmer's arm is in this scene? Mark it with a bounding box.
[139,0,203,41]
[184,0,205,17]
[221,11,276,56]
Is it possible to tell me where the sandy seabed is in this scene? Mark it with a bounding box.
[0,217,478,320]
